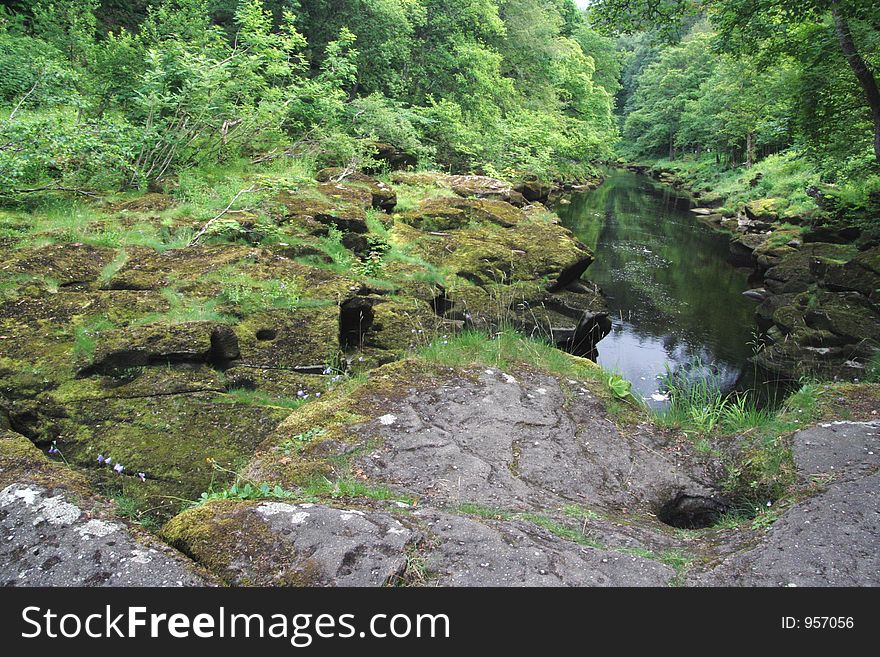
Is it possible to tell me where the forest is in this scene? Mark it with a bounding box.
[0,0,877,205]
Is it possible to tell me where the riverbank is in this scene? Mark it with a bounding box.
[1,163,878,586]
[0,163,614,524]
[622,157,880,383]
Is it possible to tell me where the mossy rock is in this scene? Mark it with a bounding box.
[162,499,413,586]
[0,289,173,401]
[0,428,93,496]
[104,245,254,291]
[362,296,454,354]
[6,243,116,287]
[9,389,291,517]
[513,177,552,203]
[223,366,327,398]
[106,245,355,302]
[743,198,781,222]
[162,500,314,586]
[81,321,238,375]
[278,186,368,234]
[404,219,590,291]
[236,307,340,369]
[444,175,526,206]
[399,196,526,231]
[315,169,397,212]
[802,292,880,343]
[764,243,856,294]
[818,246,880,299]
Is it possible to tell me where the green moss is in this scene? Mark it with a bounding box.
[162,499,320,586]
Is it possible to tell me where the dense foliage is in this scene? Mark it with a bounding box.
[598,0,880,185]
[0,0,621,193]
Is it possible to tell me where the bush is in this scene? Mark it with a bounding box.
[0,109,142,192]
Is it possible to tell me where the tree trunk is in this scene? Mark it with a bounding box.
[832,2,880,163]
[669,136,674,160]
[746,132,755,168]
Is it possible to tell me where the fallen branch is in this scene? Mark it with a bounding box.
[188,186,256,246]
[0,185,100,198]
[7,77,41,122]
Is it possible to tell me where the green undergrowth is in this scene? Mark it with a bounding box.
[644,152,820,218]
[220,388,312,411]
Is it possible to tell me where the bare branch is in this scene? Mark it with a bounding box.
[188,186,256,246]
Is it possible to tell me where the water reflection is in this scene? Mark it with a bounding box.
[556,170,758,408]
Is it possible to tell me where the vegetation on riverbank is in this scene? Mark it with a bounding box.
[0,0,622,198]
[597,1,879,224]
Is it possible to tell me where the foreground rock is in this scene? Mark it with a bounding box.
[0,430,210,586]
[165,501,674,587]
[692,421,880,586]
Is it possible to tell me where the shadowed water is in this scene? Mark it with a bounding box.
[556,170,761,408]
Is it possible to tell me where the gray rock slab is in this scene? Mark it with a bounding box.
[0,483,210,586]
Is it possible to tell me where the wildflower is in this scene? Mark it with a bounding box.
[137,472,146,482]
[97,454,105,463]
[113,463,124,474]
[297,390,305,397]
[48,442,59,455]
[105,456,112,465]
[358,356,364,362]
[315,393,321,398]
[323,367,333,375]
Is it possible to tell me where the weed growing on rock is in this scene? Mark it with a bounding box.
[73,315,116,359]
[135,287,233,325]
[222,388,314,411]
[197,481,298,505]
[219,276,303,315]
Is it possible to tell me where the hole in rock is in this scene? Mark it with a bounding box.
[431,289,454,316]
[339,298,375,348]
[255,328,277,341]
[657,493,728,529]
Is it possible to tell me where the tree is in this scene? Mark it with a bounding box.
[591,0,880,164]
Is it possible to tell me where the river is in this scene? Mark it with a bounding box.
[555,169,762,408]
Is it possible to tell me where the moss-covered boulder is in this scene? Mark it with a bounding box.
[0,429,213,586]
[104,244,254,291]
[235,307,340,369]
[162,500,414,586]
[398,196,526,231]
[756,289,880,378]
[5,243,115,287]
[764,242,856,294]
[819,246,880,299]
[80,321,239,375]
[743,198,781,222]
[278,186,369,234]
[513,176,552,203]
[8,387,290,518]
[223,366,326,398]
[315,169,397,212]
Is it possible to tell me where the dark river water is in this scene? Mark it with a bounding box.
[556,170,760,407]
